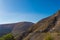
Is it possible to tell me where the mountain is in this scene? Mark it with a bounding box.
[0,10,60,40]
[28,10,60,33]
[22,10,60,40]
[0,22,34,37]
[12,22,34,40]
[0,23,16,37]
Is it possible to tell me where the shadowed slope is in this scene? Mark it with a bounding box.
[0,22,34,37]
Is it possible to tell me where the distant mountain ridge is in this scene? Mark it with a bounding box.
[0,22,34,37]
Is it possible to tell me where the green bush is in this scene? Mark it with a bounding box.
[0,33,15,40]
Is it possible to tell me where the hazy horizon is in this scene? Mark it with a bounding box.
[0,0,60,24]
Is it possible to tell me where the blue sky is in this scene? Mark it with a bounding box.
[0,0,60,24]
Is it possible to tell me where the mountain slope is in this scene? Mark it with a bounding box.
[22,10,60,40]
[0,22,34,37]
[0,10,60,40]
[0,24,16,37]
[28,10,60,33]
[12,22,34,40]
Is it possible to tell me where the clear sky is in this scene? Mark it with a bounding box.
[0,0,60,24]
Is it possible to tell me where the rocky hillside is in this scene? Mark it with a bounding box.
[0,10,60,40]
[28,10,60,33]
[22,10,60,40]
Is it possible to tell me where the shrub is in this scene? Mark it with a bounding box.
[0,33,15,40]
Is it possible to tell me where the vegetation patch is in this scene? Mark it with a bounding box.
[44,33,54,40]
[0,33,15,40]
